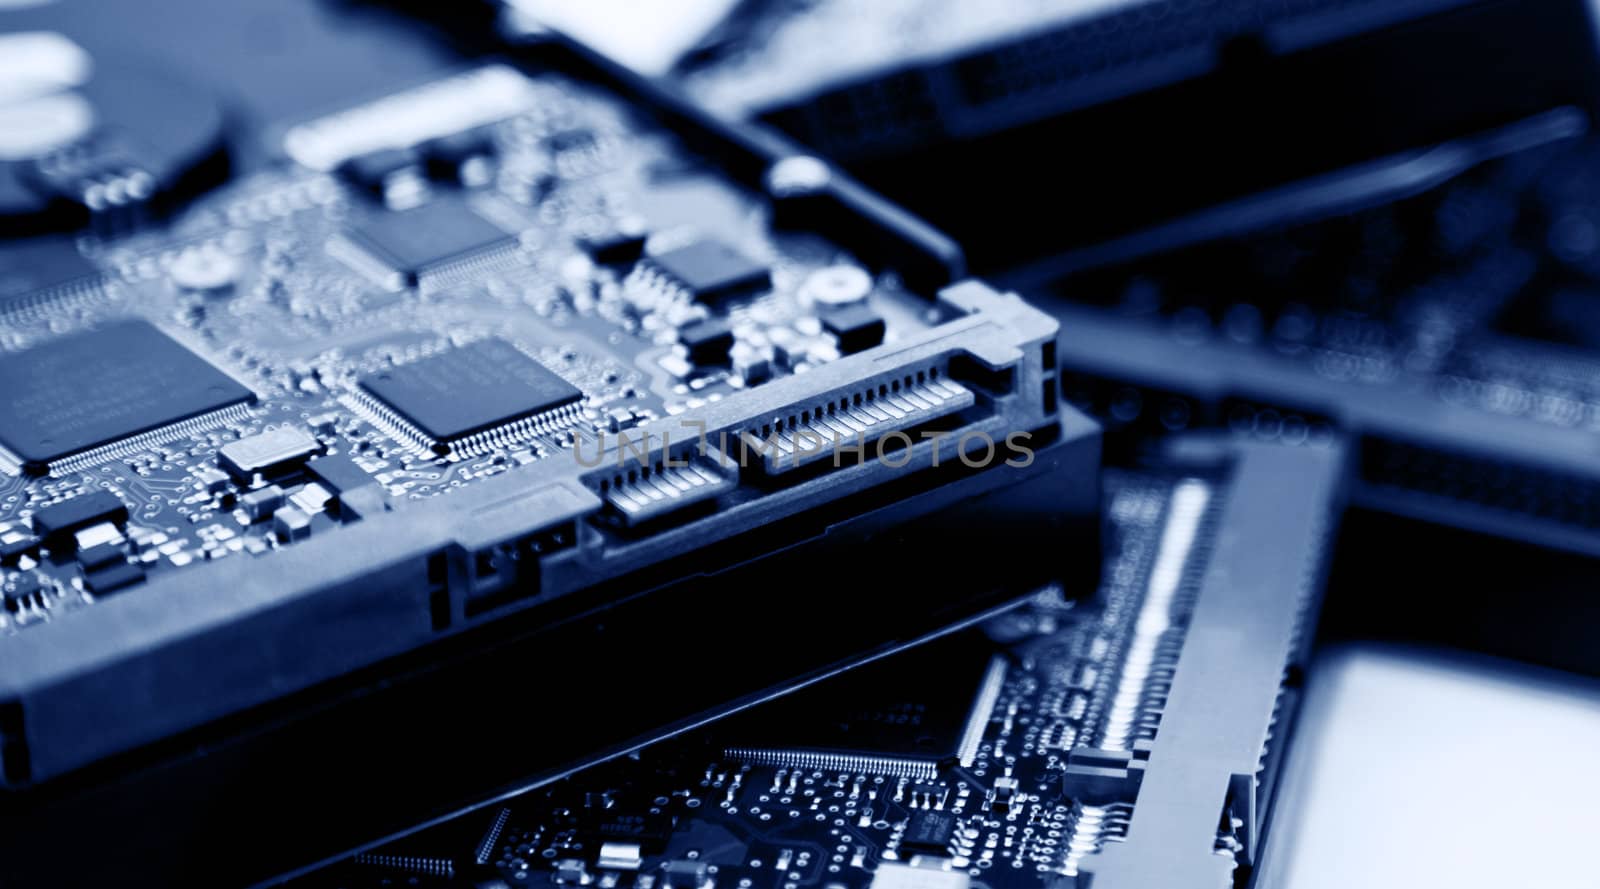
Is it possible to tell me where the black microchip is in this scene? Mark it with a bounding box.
[84,561,144,596]
[901,811,957,856]
[304,453,377,496]
[340,197,515,286]
[357,338,582,453]
[679,318,734,365]
[31,491,129,541]
[650,240,770,302]
[0,237,101,308]
[590,812,673,853]
[719,631,998,760]
[580,231,647,265]
[822,305,887,354]
[0,321,254,474]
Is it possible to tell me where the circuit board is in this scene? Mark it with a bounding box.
[298,468,1205,889]
[0,63,953,631]
[295,437,1345,889]
[1047,134,1600,429]
[1031,130,1600,556]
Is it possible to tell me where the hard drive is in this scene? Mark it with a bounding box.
[0,33,1101,889]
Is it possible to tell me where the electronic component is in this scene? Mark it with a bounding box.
[0,237,101,310]
[84,561,144,596]
[581,230,647,265]
[240,486,285,522]
[76,542,125,570]
[332,196,516,288]
[353,338,583,458]
[273,507,313,542]
[870,863,970,889]
[590,812,673,852]
[602,458,734,526]
[723,632,1006,780]
[3,574,42,612]
[339,147,424,195]
[678,318,735,365]
[196,468,231,495]
[820,304,886,354]
[900,811,957,857]
[30,491,129,547]
[648,240,770,302]
[597,842,644,871]
[0,526,38,565]
[0,46,226,235]
[219,426,322,481]
[0,320,254,475]
[662,860,709,889]
[303,454,376,497]
[747,375,975,475]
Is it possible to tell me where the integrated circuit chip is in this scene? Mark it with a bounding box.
[720,631,1006,779]
[0,237,102,311]
[901,810,958,856]
[0,320,255,475]
[648,240,770,302]
[333,196,516,288]
[352,338,583,458]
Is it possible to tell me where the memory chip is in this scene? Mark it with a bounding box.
[720,631,1005,778]
[334,196,516,288]
[649,240,770,302]
[0,237,101,310]
[901,810,958,856]
[354,338,583,457]
[0,321,255,474]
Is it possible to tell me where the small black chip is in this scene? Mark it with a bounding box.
[719,631,1002,768]
[356,338,583,456]
[650,240,770,302]
[901,810,957,856]
[31,491,129,541]
[84,561,145,597]
[0,237,101,309]
[304,453,377,496]
[590,812,674,853]
[679,318,734,365]
[338,196,515,287]
[0,321,255,474]
[821,305,887,354]
[580,231,647,265]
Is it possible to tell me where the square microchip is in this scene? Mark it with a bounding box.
[336,196,515,287]
[0,320,255,474]
[355,338,582,457]
[648,240,770,302]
